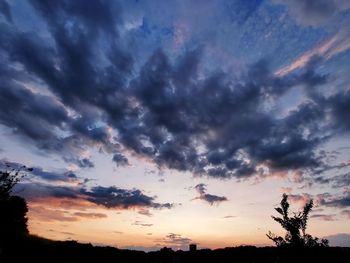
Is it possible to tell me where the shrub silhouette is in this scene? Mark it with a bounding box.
[0,165,31,248]
[267,193,328,247]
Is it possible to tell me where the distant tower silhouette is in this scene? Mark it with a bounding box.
[189,243,197,251]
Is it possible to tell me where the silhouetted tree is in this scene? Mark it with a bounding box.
[0,165,32,247]
[267,194,328,247]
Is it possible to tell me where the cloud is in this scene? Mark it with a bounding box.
[279,187,293,194]
[19,183,81,201]
[28,206,107,222]
[314,172,350,188]
[17,182,174,211]
[31,168,80,183]
[0,0,126,164]
[138,208,153,217]
[29,206,79,222]
[0,0,348,183]
[132,221,153,227]
[29,0,120,37]
[223,215,237,219]
[72,212,107,219]
[289,191,350,209]
[225,0,264,25]
[155,233,192,249]
[275,31,350,76]
[0,159,86,185]
[324,233,350,247]
[272,0,350,26]
[0,0,12,22]
[286,192,333,207]
[112,153,129,167]
[72,158,95,169]
[324,194,350,208]
[193,184,228,205]
[0,69,70,147]
[341,210,350,218]
[288,193,313,206]
[82,186,174,209]
[311,214,337,221]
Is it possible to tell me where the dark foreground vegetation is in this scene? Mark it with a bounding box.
[1,167,349,262]
[1,237,350,263]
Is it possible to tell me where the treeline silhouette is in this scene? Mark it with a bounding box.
[0,167,349,263]
[2,237,350,263]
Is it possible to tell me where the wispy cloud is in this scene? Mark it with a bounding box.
[275,31,350,76]
[132,221,153,227]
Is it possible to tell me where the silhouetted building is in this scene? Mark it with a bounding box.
[189,243,197,251]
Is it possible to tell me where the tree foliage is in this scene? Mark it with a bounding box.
[0,165,32,246]
[267,194,329,247]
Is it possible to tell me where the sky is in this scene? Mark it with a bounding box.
[0,0,350,250]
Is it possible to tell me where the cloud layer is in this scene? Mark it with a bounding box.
[0,1,349,184]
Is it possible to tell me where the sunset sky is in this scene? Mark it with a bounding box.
[0,0,350,250]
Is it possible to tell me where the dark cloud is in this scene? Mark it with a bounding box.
[0,159,85,185]
[82,186,174,209]
[29,0,120,37]
[289,191,350,209]
[194,184,228,205]
[112,153,129,167]
[0,0,128,163]
[126,52,327,179]
[0,159,32,171]
[0,0,12,22]
[225,0,264,25]
[327,90,350,134]
[20,182,174,211]
[0,0,347,183]
[272,0,349,26]
[1,159,173,211]
[19,183,80,201]
[314,172,350,188]
[31,167,79,182]
[75,158,94,168]
[0,68,69,145]
[324,194,350,208]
